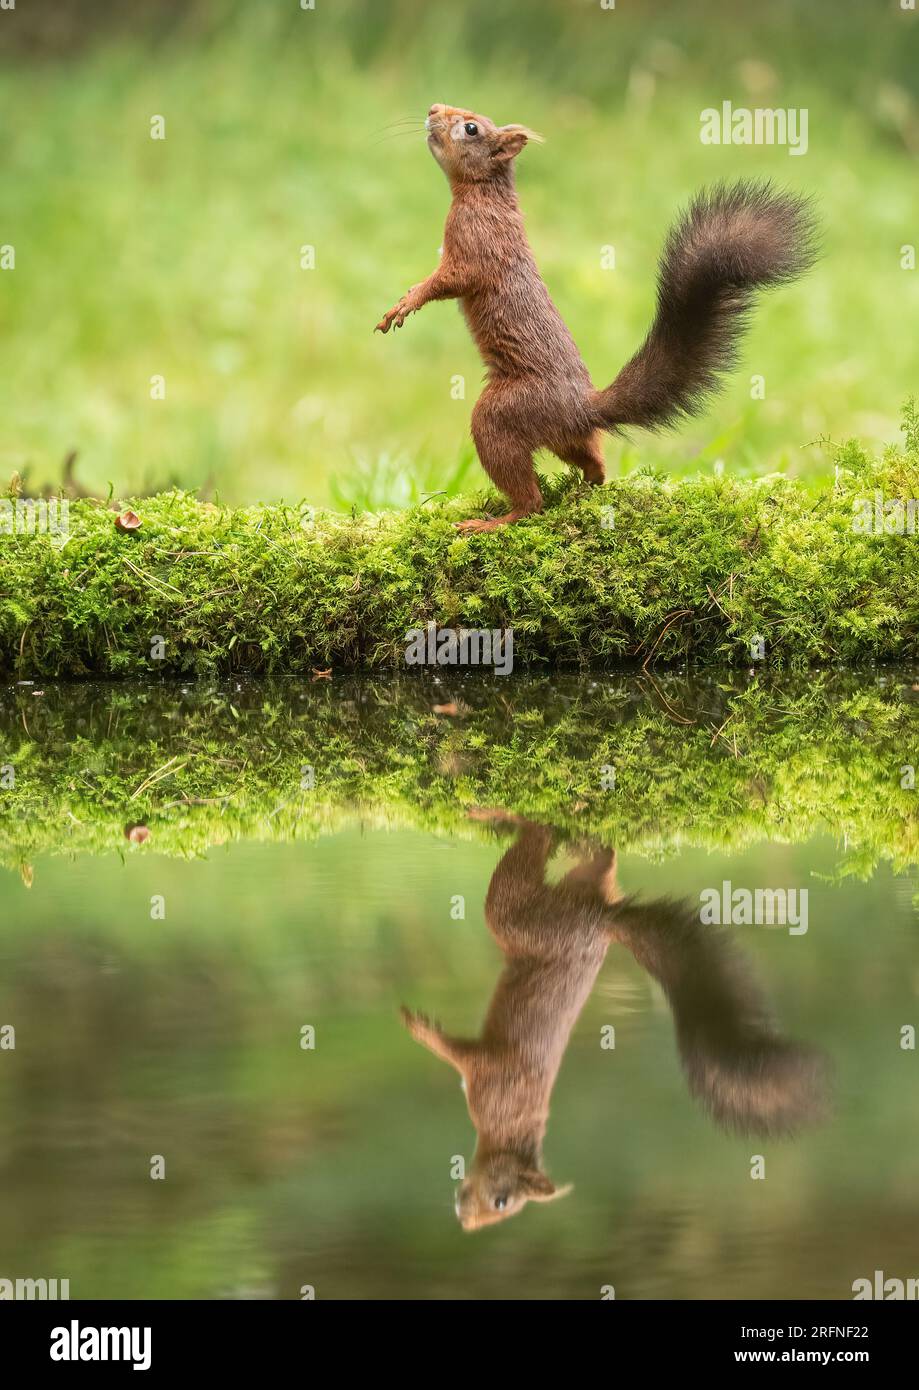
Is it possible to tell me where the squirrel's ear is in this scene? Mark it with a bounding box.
[520,1171,573,1202]
[492,124,543,161]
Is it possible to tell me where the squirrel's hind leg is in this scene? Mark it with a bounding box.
[561,846,619,903]
[554,433,606,485]
[457,409,543,532]
[484,821,556,948]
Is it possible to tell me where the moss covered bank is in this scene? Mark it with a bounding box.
[2,419,919,677]
[2,673,917,881]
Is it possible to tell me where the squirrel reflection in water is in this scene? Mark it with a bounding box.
[401,812,829,1232]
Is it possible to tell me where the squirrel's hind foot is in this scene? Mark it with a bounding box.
[455,509,535,533]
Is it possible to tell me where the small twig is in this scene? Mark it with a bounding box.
[123,559,183,597]
[710,711,736,747]
[706,584,730,619]
[130,756,188,801]
[638,671,695,725]
[640,609,694,672]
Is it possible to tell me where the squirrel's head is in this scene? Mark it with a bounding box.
[455,1152,571,1232]
[425,104,542,187]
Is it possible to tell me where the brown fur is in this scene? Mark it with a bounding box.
[402,813,828,1230]
[376,105,818,531]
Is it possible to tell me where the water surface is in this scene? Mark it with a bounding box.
[0,673,917,1299]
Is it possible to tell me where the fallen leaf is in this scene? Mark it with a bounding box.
[115,510,142,532]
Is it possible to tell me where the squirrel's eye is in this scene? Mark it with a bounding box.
[464,122,479,137]
[493,1195,508,1210]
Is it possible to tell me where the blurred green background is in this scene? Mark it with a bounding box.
[2,0,918,508]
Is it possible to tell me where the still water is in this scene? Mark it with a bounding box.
[0,673,917,1299]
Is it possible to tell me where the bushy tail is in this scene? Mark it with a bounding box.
[591,180,819,432]
[607,896,830,1138]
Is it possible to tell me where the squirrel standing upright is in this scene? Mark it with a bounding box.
[376,103,817,532]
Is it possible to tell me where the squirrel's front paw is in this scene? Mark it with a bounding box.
[375,298,410,334]
[399,1005,441,1038]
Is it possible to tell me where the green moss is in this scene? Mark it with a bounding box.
[2,424,919,676]
[1,673,917,881]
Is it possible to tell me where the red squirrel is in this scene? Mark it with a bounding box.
[402,813,827,1231]
[376,104,817,532]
